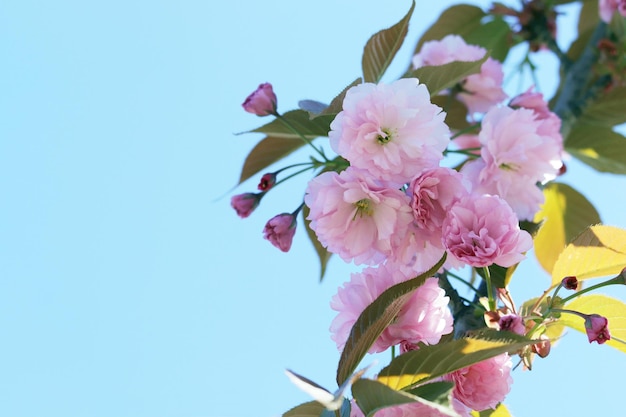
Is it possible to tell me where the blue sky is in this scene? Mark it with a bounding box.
[1,1,625,416]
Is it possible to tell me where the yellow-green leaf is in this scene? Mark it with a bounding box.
[352,379,456,417]
[413,5,485,56]
[472,403,512,417]
[376,330,535,390]
[302,205,332,282]
[407,54,488,96]
[238,136,305,184]
[559,294,626,353]
[566,122,626,174]
[362,0,415,83]
[336,255,447,386]
[551,225,626,286]
[579,86,626,127]
[533,183,601,276]
[283,401,325,417]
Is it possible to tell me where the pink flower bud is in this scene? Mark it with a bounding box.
[562,276,578,290]
[242,83,277,116]
[230,192,262,218]
[263,213,297,252]
[258,172,277,191]
[498,313,526,335]
[584,314,611,344]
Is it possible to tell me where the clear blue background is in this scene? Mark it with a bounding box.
[1,1,625,416]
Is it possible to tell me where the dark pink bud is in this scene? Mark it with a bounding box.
[258,173,277,191]
[242,83,277,116]
[562,276,578,290]
[263,213,297,252]
[498,314,526,335]
[231,192,262,218]
[584,314,611,344]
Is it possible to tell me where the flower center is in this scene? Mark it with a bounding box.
[353,199,373,220]
[376,128,391,145]
[499,162,520,171]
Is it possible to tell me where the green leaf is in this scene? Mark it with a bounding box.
[471,403,513,417]
[579,86,626,127]
[299,100,328,117]
[336,254,447,386]
[362,0,415,83]
[238,136,305,184]
[407,381,455,405]
[464,17,512,62]
[476,264,516,289]
[283,401,325,417]
[533,183,601,276]
[352,379,457,417]
[302,205,332,282]
[559,294,626,353]
[376,329,535,390]
[320,399,351,417]
[413,5,486,56]
[250,110,333,139]
[431,96,470,130]
[407,54,488,96]
[578,0,600,36]
[319,78,363,118]
[551,225,626,285]
[566,123,626,174]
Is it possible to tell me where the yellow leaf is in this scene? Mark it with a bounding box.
[533,183,600,275]
[559,294,626,353]
[551,225,626,286]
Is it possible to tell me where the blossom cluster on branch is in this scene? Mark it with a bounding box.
[231,1,626,416]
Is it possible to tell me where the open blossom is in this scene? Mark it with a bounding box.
[461,158,545,221]
[408,167,470,233]
[242,82,277,116]
[329,78,449,186]
[442,194,533,267]
[445,353,513,412]
[387,222,448,276]
[304,167,413,265]
[599,0,626,23]
[461,105,563,220]
[584,314,611,344]
[330,264,452,353]
[230,192,263,218]
[412,34,507,114]
[263,213,297,252]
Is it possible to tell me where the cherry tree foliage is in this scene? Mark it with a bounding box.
[231,1,626,416]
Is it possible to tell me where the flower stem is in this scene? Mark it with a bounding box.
[274,166,316,187]
[560,274,626,305]
[483,266,496,312]
[276,114,329,162]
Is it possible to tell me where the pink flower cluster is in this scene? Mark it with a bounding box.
[412,35,507,114]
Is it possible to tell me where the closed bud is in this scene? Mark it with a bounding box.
[258,172,277,191]
[263,213,297,252]
[562,275,578,290]
[231,192,263,218]
[584,314,611,344]
[242,83,277,116]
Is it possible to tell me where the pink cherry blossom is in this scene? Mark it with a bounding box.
[445,353,513,412]
[412,35,507,114]
[458,58,508,114]
[230,192,263,218]
[442,194,533,267]
[461,158,546,221]
[329,78,449,186]
[304,167,413,265]
[479,106,563,184]
[386,222,448,276]
[584,314,611,344]
[263,213,297,252]
[330,264,452,353]
[242,82,277,116]
[599,0,626,23]
[451,133,481,155]
[408,167,470,233]
[412,34,485,67]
